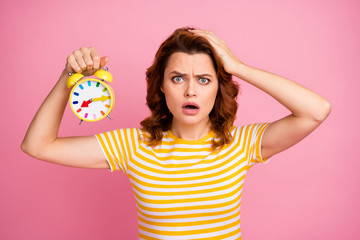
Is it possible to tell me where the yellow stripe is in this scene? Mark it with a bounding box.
[146,139,213,147]
[127,154,246,184]
[164,130,215,144]
[133,179,245,204]
[255,123,269,162]
[152,146,213,153]
[138,199,241,220]
[245,124,255,159]
[138,215,240,236]
[130,166,247,197]
[136,129,240,169]
[103,132,121,170]
[135,191,243,213]
[138,141,220,162]
[131,142,244,176]
[127,144,246,183]
[140,227,242,240]
[134,145,213,168]
[138,233,160,240]
[109,130,125,171]
[193,227,241,240]
[96,134,116,171]
[117,129,128,171]
[138,209,240,227]
[122,129,131,162]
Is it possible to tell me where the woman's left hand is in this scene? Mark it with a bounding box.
[191,29,243,75]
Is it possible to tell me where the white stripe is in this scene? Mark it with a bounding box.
[107,131,125,172]
[134,179,244,209]
[132,177,245,201]
[138,213,239,231]
[95,134,118,171]
[153,150,214,158]
[153,142,213,149]
[122,129,132,162]
[114,130,127,172]
[136,195,241,216]
[129,165,247,194]
[130,138,245,174]
[127,151,247,183]
[128,165,248,194]
[137,206,240,223]
[138,220,240,239]
[100,133,121,171]
[222,231,242,240]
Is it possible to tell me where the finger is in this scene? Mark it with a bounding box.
[190,29,213,36]
[191,30,214,42]
[67,54,81,73]
[80,47,94,71]
[89,47,101,69]
[100,56,109,67]
[191,29,221,45]
[73,50,87,72]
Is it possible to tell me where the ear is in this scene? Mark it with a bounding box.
[160,84,164,93]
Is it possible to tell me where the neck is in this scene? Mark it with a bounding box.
[170,119,212,141]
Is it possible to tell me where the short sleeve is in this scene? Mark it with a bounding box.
[244,123,271,168]
[95,128,140,172]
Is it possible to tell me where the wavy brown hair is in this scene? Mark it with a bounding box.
[140,27,239,149]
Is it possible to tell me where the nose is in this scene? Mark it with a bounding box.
[184,79,197,97]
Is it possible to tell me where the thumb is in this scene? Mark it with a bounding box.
[100,56,109,67]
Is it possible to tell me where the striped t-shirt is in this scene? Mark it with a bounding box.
[95,123,270,240]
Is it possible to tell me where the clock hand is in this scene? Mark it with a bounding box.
[92,95,111,102]
[80,96,111,108]
[81,100,92,108]
[81,95,110,107]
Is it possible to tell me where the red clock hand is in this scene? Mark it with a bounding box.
[81,99,92,107]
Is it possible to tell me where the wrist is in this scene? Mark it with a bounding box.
[60,68,71,78]
[57,69,72,92]
[230,61,251,79]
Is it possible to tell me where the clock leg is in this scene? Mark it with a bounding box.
[107,115,113,120]
[79,119,83,125]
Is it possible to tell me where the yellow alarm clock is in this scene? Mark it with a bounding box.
[67,68,115,124]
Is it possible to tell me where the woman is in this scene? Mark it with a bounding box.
[22,27,331,239]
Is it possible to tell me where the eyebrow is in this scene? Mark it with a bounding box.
[169,71,213,78]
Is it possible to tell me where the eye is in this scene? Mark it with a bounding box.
[172,76,184,83]
[199,78,210,84]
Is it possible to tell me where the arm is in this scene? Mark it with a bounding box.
[192,30,331,159]
[21,47,110,169]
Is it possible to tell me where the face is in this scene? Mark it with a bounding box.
[162,52,219,129]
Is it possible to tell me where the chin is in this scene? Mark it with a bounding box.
[176,115,210,126]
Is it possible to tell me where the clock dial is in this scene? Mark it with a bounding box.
[69,79,114,121]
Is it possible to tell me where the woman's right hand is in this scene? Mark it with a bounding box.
[65,47,109,76]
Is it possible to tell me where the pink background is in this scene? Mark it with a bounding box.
[1,0,359,239]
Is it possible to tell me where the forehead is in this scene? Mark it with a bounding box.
[165,52,216,74]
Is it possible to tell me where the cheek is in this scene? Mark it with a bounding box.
[207,86,219,109]
[210,84,219,101]
[201,90,218,113]
[163,89,178,110]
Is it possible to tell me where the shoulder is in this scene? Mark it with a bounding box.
[96,127,145,141]
[231,123,271,139]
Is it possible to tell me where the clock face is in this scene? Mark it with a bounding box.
[69,78,114,121]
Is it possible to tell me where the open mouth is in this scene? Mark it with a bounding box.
[184,105,199,110]
[182,102,200,110]
[182,102,200,115]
